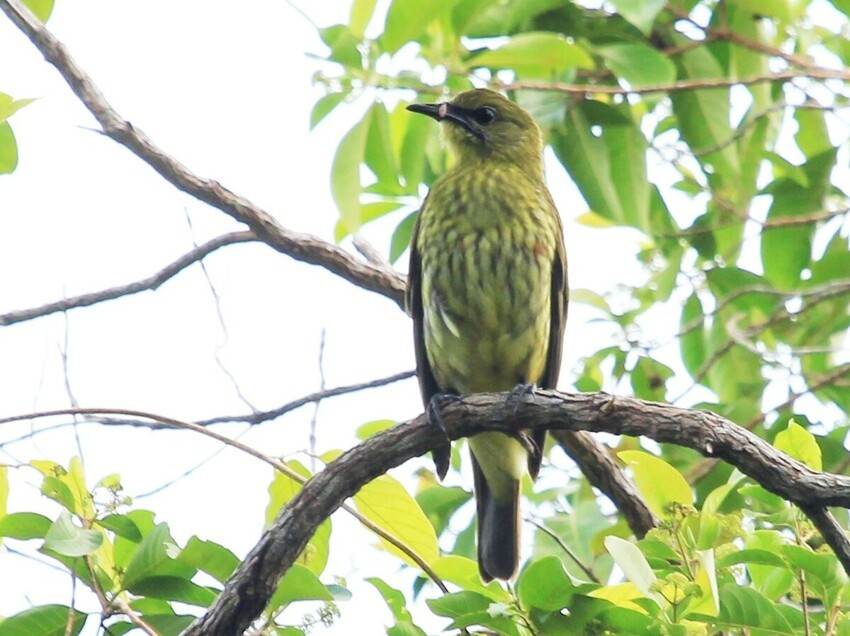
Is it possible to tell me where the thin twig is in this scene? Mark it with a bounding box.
[0,231,256,326]
[526,517,600,583]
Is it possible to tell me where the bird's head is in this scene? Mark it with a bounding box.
[407,88,543,168]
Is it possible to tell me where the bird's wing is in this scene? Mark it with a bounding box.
[528,197,568,480]
[407,207,451,479]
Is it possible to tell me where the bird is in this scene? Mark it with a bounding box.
[406,88,568,582]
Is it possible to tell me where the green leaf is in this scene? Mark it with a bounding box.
[122,523,191,590]
[609,0,666,34]
[680,291,707,379]
[706,584,798,634]
[268,563,333,610]
[761,182,814,289]
[43,511,103,557]
[716,548,788,569]
[21,0,54,22]
[179,537,240,584]
[730,0,791,22]
[97,514,142,542]
[630,356,673,401]
[365,102,400,186]
[310,92,347,130]
[671,47,740,191]
[348,0,378,37]
[427,591,522,636]
[518,556,577,611]
[597,43,676,87]
[471,32,593,78]
[0,94,35,125]
[318,24,361,68]
[782,545,847,606]
[331,112,370,236]
[389,210,417,263]
[773,419,822,471]
[618,450,692,519]
[744,530,795,600]
[0,121,20,174]
[603,536,663,607]
[265,461,330,575]
[553,101,650,233]
[0,605,86,636]
[130,576,217,606]
[367,578,426,634]
[353,472,439,568]
[416,485,471,536]
[381,0,453,54]
[0,512,52,540]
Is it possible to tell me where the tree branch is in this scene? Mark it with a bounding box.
[0,231,255,326]
[0,0,406,310]
[186,390,850,634]
[503,68,850,98]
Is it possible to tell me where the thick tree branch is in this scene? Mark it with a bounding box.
[0,231,255,326]
[0,0,406,310]
[187,390,850,634]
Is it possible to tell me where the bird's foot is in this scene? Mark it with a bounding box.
[426,392,457,480]
[506,382,536,416]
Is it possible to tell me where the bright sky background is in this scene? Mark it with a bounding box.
[0,0,655,632]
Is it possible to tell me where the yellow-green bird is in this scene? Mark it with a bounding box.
[406,88,568,581]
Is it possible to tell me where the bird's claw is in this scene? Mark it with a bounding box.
[426,393,456,480]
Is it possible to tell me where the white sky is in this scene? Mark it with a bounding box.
[0,1,659,632]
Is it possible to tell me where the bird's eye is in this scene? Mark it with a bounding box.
[472,106,497,125]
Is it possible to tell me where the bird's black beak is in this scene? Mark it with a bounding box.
[407,101,486,141]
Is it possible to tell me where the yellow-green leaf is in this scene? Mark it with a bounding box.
[331,114,369,237]
[0,94,35,125]
[587,582,651,614]
[619,450,692,519]
[0,122,18,174]
[774,419,822,472]
[22,0,54,22]
[353,473,439,569]
[575,211,617,228]
[265,461,330,575]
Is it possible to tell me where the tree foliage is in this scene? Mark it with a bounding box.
[1,0,850,634]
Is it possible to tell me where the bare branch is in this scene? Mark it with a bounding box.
[503,68,850,98]
[196,370,416,427]
[0,231,255,326]
[0,0,406,310]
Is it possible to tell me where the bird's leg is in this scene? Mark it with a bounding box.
[426,392,458,480]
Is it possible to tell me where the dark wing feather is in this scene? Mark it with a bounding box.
[528,199,568,480]
[407,208,451,479]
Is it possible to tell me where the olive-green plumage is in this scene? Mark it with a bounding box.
[406,89,568,582]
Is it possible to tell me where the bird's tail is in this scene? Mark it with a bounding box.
[472,454,520,582]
